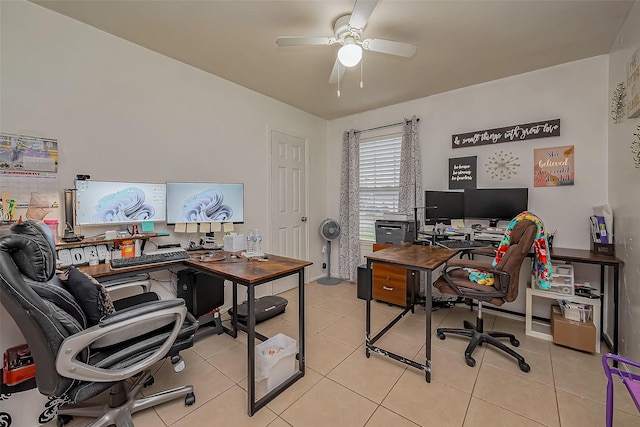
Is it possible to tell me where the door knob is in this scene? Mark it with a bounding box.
[301,216,307,222]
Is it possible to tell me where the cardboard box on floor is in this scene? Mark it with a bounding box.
[550,305,596,353]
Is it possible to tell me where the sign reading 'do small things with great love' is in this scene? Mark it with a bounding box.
[452,119,560,149]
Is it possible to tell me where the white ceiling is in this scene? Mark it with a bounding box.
[30,0,634,120]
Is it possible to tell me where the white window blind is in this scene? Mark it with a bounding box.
[359,135,402,241]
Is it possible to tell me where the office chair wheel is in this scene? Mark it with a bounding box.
[510,337,520,347]
[465,356,476,367]
[438,332,446,340]
[185,392,196,406]
[57,415,73,426]
[519,362,531,373]
[144,376,155,388]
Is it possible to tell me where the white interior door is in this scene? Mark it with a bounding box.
[270,130,307,293]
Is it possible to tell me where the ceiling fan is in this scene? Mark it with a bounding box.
[275,0,417,92]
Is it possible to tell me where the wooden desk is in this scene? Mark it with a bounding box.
[365,243,458,382]
[81,252,312,417]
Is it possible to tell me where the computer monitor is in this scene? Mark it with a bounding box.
[74,180,167,226]
[166,182,244,224]
[463,188,529,227]
[424,191,465,225]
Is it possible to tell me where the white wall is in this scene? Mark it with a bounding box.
[328,55,610,314]
[608,0,640,360]
[0,0,328,279]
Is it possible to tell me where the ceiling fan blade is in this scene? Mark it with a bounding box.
[328,57,346,84]
[276,36,335,47]
[349,0,379,30]
[362,38,418,57]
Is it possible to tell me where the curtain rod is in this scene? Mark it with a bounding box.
[359,117,420,133]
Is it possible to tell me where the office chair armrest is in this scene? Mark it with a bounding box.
[56,303,187,382]
[445,258,493,270]
[99,298,184,327]
[442,264,510,297]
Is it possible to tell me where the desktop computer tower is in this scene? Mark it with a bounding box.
[177,270,225,318]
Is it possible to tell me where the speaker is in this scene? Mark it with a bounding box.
[357,264,371,301]
[177,270,225,318]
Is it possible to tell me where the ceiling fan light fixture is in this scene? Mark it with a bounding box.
[338,43,362,67]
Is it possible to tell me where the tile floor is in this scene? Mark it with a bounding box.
[53,280,639,427]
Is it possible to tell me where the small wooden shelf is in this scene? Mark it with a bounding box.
[525,287,601,353]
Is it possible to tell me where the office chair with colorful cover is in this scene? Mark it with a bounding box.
[433,213,547,372]
[0,221,198,426]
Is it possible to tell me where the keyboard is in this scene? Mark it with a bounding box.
[110,249,190,270]
[435,239,492,250]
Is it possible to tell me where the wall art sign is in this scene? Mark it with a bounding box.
[627,48,640,119]
[452,119,560,149]
[449,156,477,189]
[534,145,574,187]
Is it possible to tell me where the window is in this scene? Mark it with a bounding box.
[359,134,402,241]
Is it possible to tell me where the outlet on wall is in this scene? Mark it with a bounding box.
[322,246,326,253]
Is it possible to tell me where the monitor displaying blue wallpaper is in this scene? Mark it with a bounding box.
[166,182,244,224]
[75,180,167,226]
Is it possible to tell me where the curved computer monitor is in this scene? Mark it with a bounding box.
[463,188,528,227]
[166,182,244,224]
[424,190,465,225]
[74,180,167,226]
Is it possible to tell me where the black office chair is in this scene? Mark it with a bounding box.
[433,220,537,373]
[0,221,198,426]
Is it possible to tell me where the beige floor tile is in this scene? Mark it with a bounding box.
[170,385,277,427]
[382,369,471,427]
[207,342,249,383]
[193,330,245,359]
[306,306,342,336]
[374,330,424,361]
[327,347,406,404]
[131,407,167,427]
[551,350,607,404]
[265,368,324,415]
[463,397,545,426]
[557,388,640,427]
[364,406,420,426]
[473,364,559,427]
[267,417,292,427]
[312,295,361,317]
[144,361,234,425]
[306,333,356,375]
[428,344,480,394]
[280,377,377,427]
[320,315,366,348]
[387,315,429,343]
[491,316,552,356]
[482,345,554,386]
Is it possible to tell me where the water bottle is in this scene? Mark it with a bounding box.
[254,229,262,255]
[246,229,255,254]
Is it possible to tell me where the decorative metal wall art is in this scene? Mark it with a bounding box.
[611,82,626,124]
[632,124,640,168]
[485,151,519,180]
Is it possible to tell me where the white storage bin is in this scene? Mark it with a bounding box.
[255,333,296,394]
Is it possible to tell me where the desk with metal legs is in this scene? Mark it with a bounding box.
[365,243,458,382]
[186,254,312,416]
[82,252,312,417]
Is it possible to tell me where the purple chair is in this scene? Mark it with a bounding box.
[602,353,640,427]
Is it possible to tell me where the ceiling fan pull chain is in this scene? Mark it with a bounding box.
[337,62,341,97]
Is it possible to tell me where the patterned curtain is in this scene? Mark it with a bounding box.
[398,116,423,223]
[338,129,361,282]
